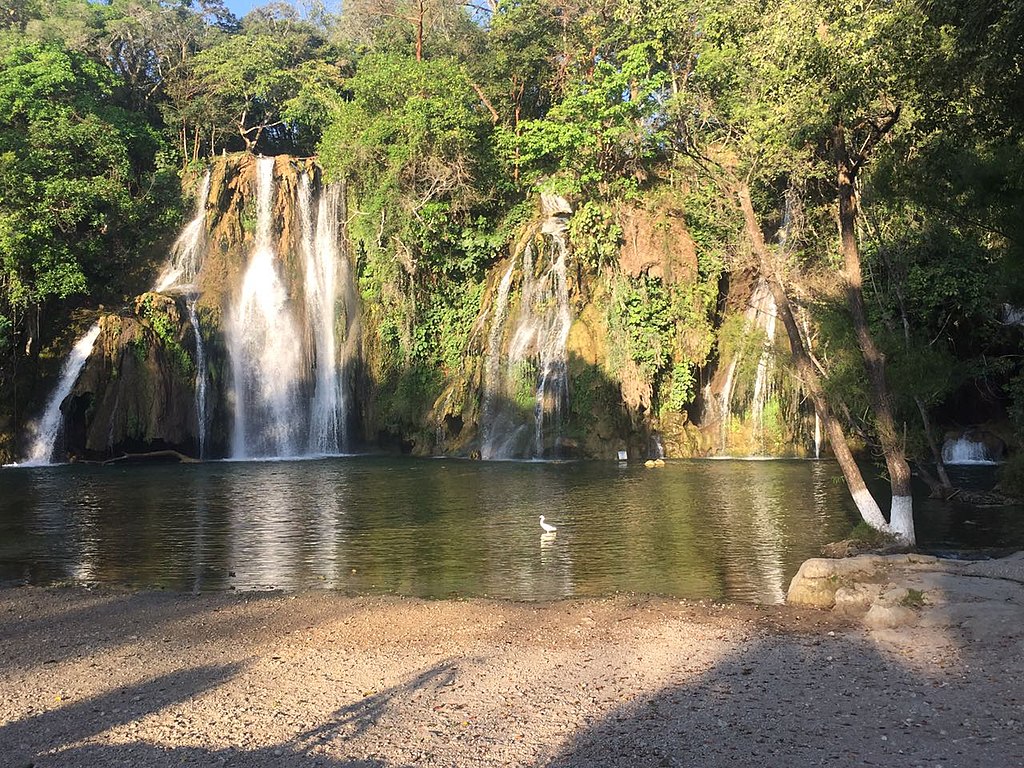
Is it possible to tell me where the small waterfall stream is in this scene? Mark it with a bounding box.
[941,436,997,465]
[712,277,777,454]
[155,170,212,456]
[480,209,572,460]
[188,300,209,458]
[749,280,778,449]
[480,260,516,455]
[21,324,103,464]
[155,171,211,293]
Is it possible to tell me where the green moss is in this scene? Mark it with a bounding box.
[568,201,622,270]
[137,295,194,379]
[848,520,899,548]
[899,588,926,609]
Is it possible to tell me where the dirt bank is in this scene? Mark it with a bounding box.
[1,586,1022,767]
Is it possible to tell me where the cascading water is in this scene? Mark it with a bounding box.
[20,155,357,464]
[155,171,212,293]
[188,300,209,458]
[300,175,346,454]
[480,210,572,460]
[712,277,777,454]
[479,260,516,455]
[941,436,997,465]
[749,281,778,450]
[155,170,212,456]
[229,157,305,458]
[21,323,102,465]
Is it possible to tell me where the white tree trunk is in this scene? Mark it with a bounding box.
[889,495,915,546]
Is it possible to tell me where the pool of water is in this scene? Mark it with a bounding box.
[1,457,1020,602]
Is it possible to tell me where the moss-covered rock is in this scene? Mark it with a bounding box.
[63,294,200,460]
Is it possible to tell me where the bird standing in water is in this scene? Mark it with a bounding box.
[539,515,557,533]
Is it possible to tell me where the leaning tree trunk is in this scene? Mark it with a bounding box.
[738,185,890,532]
[834,129,915,545]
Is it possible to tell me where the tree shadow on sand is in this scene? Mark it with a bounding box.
[8,660,463,768]
[542,567,1024,768]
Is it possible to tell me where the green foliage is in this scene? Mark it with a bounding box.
[661,362,696,415]
[567,201,622,270]
[320,52,497,279]
[611,274,674,382]
[682,176,733,281]
[899,588,926,609]
[847,520,899,548]
[998,452,1024,500]
[0,39,177,356]
[512,41,670,197]
[137,295,193,379]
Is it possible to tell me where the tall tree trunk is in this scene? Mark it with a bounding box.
[834,127,915,544]
[915,395,953,492]
[738,185,889,532]
[870,222,954,495]
[415,0,424,62]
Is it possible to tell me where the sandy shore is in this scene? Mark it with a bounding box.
[1,586,1022,767]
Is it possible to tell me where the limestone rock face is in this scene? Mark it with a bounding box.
[64,293,200,459]
[787,552,1024,636]
[617,206,697,283]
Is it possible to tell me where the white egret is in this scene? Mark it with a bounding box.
[539,515,557,533]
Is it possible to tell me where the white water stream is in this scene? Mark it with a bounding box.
[21,324,102,465]
[480,211,572,460]
[229,157,304,458]
[156,170,212,456]
[301,176,345,454]
[941,436,997,465]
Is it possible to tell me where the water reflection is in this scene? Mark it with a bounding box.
[1,457,1019,602]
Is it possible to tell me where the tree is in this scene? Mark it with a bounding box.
[692,0,937,543]
[0,40,176,357]
[319,52,494,274]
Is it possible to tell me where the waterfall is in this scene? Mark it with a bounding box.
[302,178,346,454]
[188,300,209,458]
[479,260,516,457]
[712,277,777,454]
[941,436,997,465]
[813,412,822,459]
[717,359,738,452]
[155,170,212,457]
[1002,304,1024,326]
[229,157,305,458]
[20,171,214,465]
[155,170,211,292]
[750,280,777,449]
[21,323,102,465]
[480,213,572,460]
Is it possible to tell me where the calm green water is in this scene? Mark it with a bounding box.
[1,457,1020,602]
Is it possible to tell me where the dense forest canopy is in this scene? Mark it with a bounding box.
[1,0,1023,518]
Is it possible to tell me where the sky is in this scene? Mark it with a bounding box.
[220,0,334,20]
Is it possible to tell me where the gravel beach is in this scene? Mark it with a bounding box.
[2,585,1022,767]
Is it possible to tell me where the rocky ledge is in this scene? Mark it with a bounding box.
[788,551,1024,635]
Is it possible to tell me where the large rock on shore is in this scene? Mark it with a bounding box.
[788,551,1024,634]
